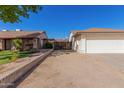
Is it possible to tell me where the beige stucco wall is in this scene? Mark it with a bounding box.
[22,39,34,50]
[78,35,86,53]
[72,34,86,53]
[72,35,80,51]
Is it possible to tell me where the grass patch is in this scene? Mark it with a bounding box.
[0,50,33,65]
[0,58,11,65]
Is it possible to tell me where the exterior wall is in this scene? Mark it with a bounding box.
[72,35,81,51]
[72,35,86,53]
[36,36,46,49]
[22,38,34,50]
[69,33,73,42]
[0,39,12,50]
[33,38,46,49]
[78,35,86,53]
[22,38,44,50]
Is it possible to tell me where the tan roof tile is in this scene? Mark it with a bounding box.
[0,31,47,39]
[72,28,124,35]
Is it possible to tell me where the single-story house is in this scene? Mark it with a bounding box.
[0,30,47,51]
[69,28,124,53]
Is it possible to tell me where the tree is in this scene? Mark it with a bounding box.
[0,5,42,23]
[12,38,23,51]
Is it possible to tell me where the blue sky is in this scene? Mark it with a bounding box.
[1,5,124,38]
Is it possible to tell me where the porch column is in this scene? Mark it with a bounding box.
[0,39,3,50]
[33,38,38,49]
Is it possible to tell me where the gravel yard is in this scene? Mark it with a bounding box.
[17,50,124,88]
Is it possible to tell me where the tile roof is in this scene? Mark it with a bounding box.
[72,28,124,35]
[0,31,46,39]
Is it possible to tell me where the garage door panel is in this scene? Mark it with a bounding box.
[87,36,124,53]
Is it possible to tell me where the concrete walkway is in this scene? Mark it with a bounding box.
[17,50,124,88]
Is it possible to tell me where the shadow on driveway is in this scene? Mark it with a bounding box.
[50,50,74,57]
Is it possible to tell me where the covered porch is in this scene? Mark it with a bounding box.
[0,38,42,51]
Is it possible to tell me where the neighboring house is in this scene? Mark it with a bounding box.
[69,28,124,53]
[0,30,47,51]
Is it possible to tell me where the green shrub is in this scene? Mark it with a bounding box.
[11,51,19,62]
[0,58,11,65]
[44,42,53,49]
[12,38,22,51]
[29,48,39,53]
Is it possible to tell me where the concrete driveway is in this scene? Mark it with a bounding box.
[17,50,124,88]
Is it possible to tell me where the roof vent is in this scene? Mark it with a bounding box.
[2,29,8,32]
[16,29,22,31]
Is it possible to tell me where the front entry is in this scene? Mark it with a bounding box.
[5,39,12,50]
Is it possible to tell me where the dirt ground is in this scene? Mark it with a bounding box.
[17,50,124,88]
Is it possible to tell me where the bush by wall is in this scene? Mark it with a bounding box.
[44,42,53,49]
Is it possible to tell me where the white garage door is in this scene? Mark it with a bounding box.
[86,36,124,53]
